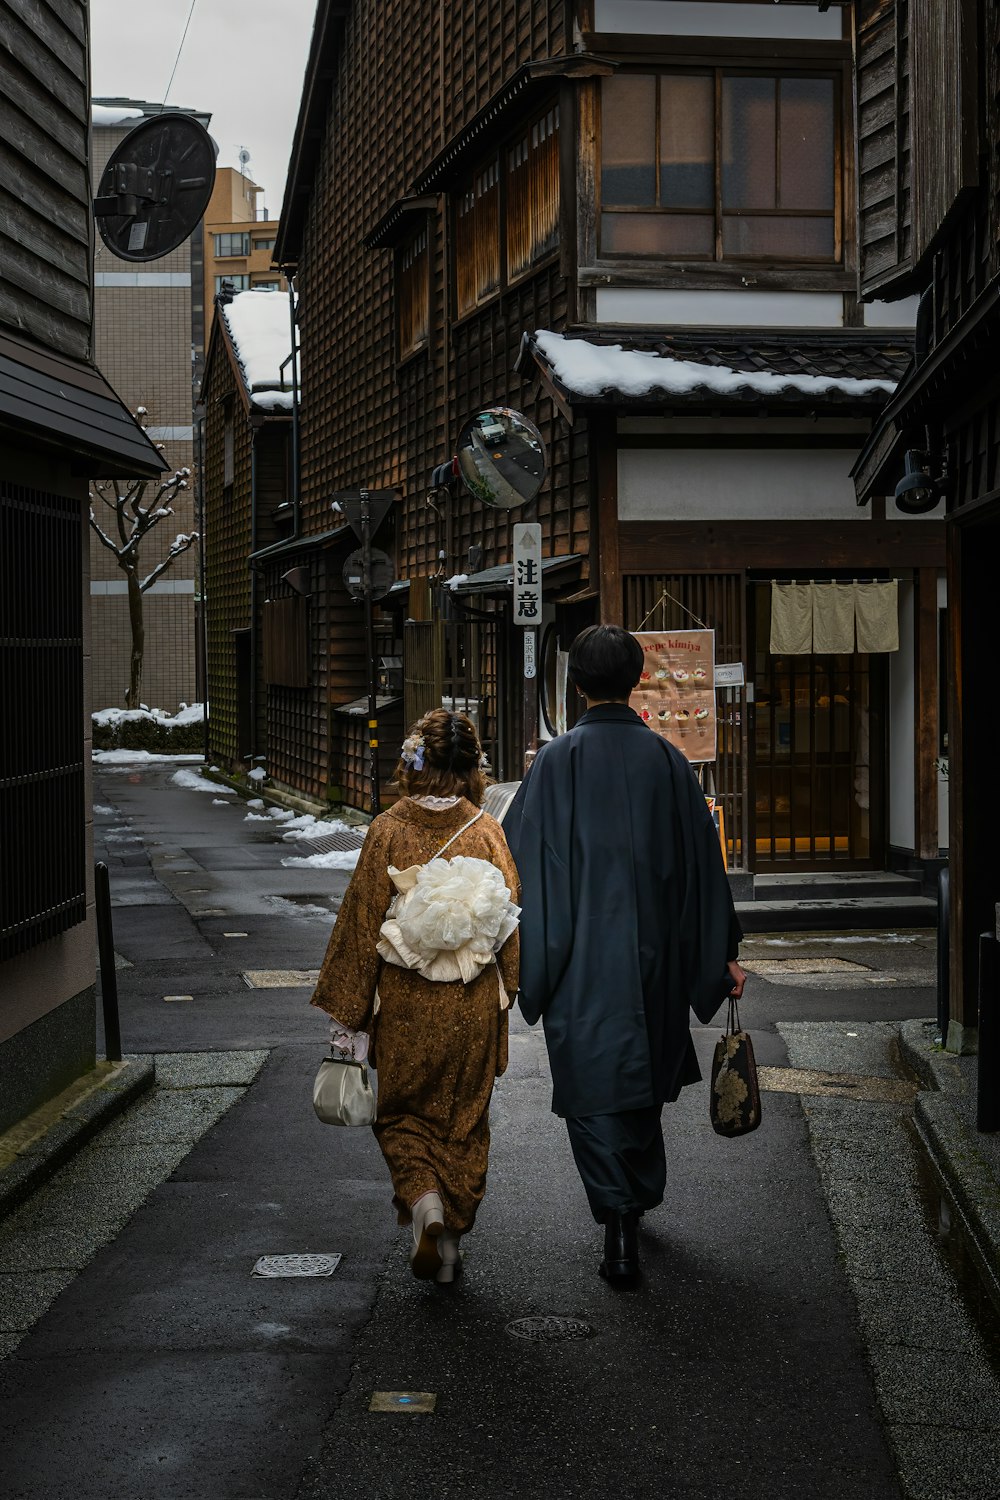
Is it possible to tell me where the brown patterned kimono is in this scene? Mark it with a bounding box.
[310,797,520,1234]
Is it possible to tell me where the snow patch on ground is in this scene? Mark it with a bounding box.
[211,799,230,806]
[262,895,333,919]
[281,849,363,871]
[94,750,205,765]
[171,768,232,793]
[93,805,116,815]
[248,767,267,782]
[244,812,271,822]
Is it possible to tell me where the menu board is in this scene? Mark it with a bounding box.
[630,630,716,763]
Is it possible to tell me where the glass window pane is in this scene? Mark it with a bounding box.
[602,75,656,206]
[780,77,835,210]
[660,74,714,208]
[601,212,714,256]
[722,215,834,258]
[722,77,776,210]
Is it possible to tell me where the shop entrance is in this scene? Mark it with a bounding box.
[751,583,885,869]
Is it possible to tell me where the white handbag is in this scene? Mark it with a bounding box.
[313,1051,376,1127]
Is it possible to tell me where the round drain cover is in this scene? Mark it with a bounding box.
[505,1316,594,1342]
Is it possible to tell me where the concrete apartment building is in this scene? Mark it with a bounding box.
[203,167,286,342]
[90,99,207,713]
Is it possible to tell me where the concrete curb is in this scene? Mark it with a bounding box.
[899,1019,1000,1308]
[0,1054,155,1220]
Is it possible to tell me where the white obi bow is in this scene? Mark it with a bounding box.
[375,813,520,988]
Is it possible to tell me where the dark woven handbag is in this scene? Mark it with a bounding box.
[710,995,762,1137]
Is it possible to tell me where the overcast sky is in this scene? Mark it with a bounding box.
[90,0,317,216]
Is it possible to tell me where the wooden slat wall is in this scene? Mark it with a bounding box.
[282,1,576,805]
[336,704,404,813]
[0,0,92,358]
[855,0,912,297]
[909,0,979,265]
[203,360,252,771]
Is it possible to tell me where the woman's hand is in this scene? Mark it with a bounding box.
[727,960,747,1000]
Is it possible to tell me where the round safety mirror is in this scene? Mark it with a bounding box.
[456,408,546,510]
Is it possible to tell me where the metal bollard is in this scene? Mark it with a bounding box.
[936,866,950,1042]
[977,930,1000,1134]
[94,862,122,1063]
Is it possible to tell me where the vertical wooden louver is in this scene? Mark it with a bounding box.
[455,161,501,315]
[398,225,430,357]
[507,105,560,280]
[0,481,86,960]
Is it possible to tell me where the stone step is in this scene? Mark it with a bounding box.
[736,894,938,934]
[752,871,925,903]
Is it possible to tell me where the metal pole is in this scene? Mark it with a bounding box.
[361,490,380,816]
[937,866,950,1042]
[94,863,122,1063]
[522,625,538,774]
[978,928,1000,1133]
[287,276,300,538]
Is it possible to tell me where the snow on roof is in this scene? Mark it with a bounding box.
[220,290,296,410]
[534,330,898,403]
[91,104,144,126]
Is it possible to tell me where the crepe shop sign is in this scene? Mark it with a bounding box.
[630,629,717,764]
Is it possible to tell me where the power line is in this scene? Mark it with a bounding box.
[159,0,199,111]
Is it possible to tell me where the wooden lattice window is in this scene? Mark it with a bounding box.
[455,160,501,316]
[507,105,561,281]
[0,481,86,960]
[397,224,430,358]
[263,596,309,688]
[600,70,841,263]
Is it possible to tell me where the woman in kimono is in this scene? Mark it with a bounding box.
[505,624,746,1284]
[310,709,519,1285]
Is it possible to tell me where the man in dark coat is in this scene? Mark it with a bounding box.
[504,624,745,1282]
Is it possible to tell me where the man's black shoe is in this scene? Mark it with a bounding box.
[598,1210,640,1282]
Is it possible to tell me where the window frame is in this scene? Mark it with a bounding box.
[451,101,562,322]
[213,231,251,258]
[596,64,844,269]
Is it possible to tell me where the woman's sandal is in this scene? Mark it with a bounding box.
[435,1232,462,1285]
[409,1192,445,1279]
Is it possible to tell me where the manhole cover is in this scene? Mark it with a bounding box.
[505,1316,594,1342]
[243,969,321,989]
[297,828,367,854]
[251,1253,342,1278]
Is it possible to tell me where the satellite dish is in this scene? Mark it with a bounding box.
[238,148,252,169]
[456,408,547,510]
[94,114,218,263]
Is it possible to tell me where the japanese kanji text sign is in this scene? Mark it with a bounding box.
[512,523,542,626]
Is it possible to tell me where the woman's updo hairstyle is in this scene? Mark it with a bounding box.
[395,707,487,805]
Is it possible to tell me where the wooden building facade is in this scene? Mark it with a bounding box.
[0,0,165,1127]
[206,0,944,888]
[849,0,998,1047]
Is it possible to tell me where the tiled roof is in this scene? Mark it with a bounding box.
[522,329,912,412]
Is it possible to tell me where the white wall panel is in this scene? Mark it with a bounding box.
[596,288,844,327]
[618,446,864,520]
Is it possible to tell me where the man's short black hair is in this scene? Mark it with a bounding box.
[568,624,644,701]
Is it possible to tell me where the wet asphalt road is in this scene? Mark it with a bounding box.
[0,762,963,1499]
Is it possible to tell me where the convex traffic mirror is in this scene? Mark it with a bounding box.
[456,408,546,510]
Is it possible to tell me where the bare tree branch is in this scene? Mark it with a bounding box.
[140,531,199,592]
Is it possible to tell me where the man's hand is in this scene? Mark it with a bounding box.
[727,960,747,999]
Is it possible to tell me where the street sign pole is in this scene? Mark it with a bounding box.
[513,523,542,774]
[360,490,381,817]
